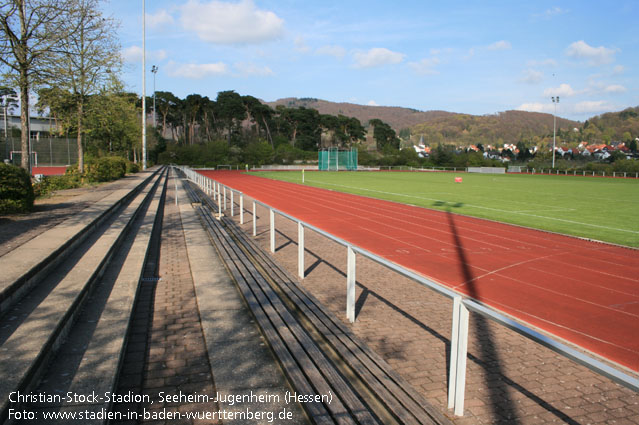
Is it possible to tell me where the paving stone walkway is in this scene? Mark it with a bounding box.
[112,176,309,425]
[112,183,220,425]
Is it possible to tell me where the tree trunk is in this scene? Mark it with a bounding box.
[20,76,29,171]
[262,116,273,147]
[161,112,167,137]
[77,101,84,173]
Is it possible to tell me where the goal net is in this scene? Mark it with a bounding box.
[318,148,357,171]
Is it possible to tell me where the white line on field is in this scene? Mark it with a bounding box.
[306,179,639,235]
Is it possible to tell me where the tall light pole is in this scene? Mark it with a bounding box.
[151,65,158,128]
[141,0,147,170]
[552,96,559,169]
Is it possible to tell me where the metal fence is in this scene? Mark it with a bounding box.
[1,137,78,166]
[177,165,639,417]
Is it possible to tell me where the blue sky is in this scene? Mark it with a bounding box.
[106,0,638,121]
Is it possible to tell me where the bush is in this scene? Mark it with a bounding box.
[126,161,140,173]
[0,163,34,214]
[33,173,82,197]
[84,156,127,182]
[584,162,613,175]
[612,159,639,174]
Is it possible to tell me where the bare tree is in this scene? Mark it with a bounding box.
[45,0,121,172]
[0,0,71,171]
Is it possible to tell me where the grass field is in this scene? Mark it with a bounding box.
[249,170,639,248]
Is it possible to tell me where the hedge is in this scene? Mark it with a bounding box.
[0,163,35,214]
[33,173,82,198]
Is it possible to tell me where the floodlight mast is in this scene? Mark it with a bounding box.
[151,65,158,127]
[142,0,147,170]
[552,96,559,169]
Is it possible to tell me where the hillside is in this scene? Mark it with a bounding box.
[411,110,580,146]
[267,97,581,144]
[267,98,455,131]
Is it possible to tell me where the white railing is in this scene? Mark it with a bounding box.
[176,166,639,417]
[524,168,639,178]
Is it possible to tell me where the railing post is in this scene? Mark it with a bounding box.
[298,222,305,278]
[240,194,244,224]
[223,187,227,210]
[270,208,275,253]
[448,297,469,416]
[253,201,257,236]
[347,246,356,323]
[231,191,234,216]
[217,190,221,215]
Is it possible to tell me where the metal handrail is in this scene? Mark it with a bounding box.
[177,166,639,417]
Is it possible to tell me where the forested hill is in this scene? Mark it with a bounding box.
[411,110,581,146]
[267,97,580,143]
[267,98,454,131]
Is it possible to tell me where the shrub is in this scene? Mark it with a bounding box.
[126,161,140,173]
[84,156,127,182]
[612,159,639,174]
[0,163,34,214]
[33,173,82,197]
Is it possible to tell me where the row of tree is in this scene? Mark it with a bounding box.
[152,90,401,152]
[0,0,120,173]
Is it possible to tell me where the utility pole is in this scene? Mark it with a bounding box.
[552,96,559,169]
[151,65,158,128]
[142,0,147,170]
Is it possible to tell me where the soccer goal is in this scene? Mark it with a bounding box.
[216,164,234,170]
[10,151,38,166]
[318,147,357,171]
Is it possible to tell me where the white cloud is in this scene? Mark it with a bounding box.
[122,46,167,63]
[464,47,475,60]
[521,69,543,84]
[543,83,577,97]
[516,103,554,114]
[234,62,274,76]
[294,36,310,53]
[353,48,404,68]
[518,100,616,116]
[543,7,568,18]
[487,40,511,51]
[574,100,613,114]
[315,45,346,59]
[566,40,616,65]
[612,65,625,75]
[146,10,174,29]
[167,61,228,79]
[180,0,284,44]
[367,100,379,106]
[408,57,440,75]
[603,84,626,94]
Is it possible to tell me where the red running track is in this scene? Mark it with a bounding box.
[199,170,639,371]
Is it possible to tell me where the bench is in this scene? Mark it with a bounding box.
[183,178,452,425]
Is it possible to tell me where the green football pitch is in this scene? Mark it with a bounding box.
[249,170,639,248]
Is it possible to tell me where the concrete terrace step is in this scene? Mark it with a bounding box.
[0,169,159,316]
[0,168,167,424]
[23,169,168,424]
